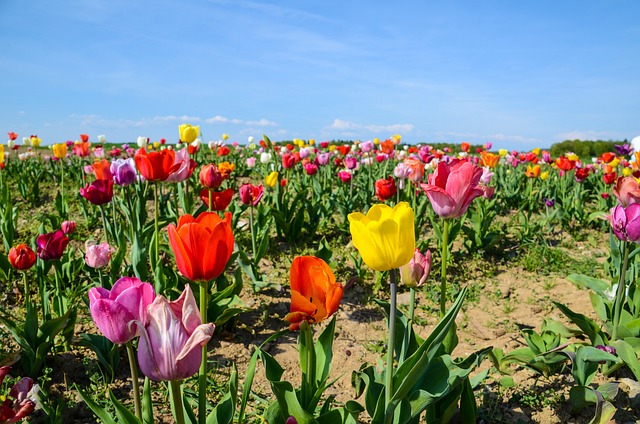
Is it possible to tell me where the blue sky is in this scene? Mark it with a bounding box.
[1,0,638,150]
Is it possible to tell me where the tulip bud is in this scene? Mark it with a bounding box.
[199,163,224,189]
[61,220,77,235]
[399,249,432,287]
[8,244,37,270]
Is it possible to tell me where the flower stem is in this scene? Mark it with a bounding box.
[249,205,257,259]
[302,323,315,410]
[170,380,186,424]
[439,219,450,317]
[385,269,398,409]
[154,182,159,267]
[408,287,416,323]
[126,342,142,421]
[99,205,109,244]
[22,271,30,310]
[199,283,208,424]
[612,241,629,341]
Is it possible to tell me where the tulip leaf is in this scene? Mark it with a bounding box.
[553,302,608,346]
[142,377,154,424]
[566,273,610,297]
[610,339,640,380]
[206,363,238,424]
[109,389,142,423]
[75,385,117,424]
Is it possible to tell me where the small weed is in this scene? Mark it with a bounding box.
[542,278,556,290]
[510,387,565,408]
[502,302,515,315]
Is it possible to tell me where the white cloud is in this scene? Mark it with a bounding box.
[205,115,229,124]
[246,118,277,126]
[554,130,620,141]
[328,119,413,134]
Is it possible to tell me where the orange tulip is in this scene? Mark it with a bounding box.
[199,188,234,211]
[480,151,500,168]
[218,162,235,179]
[380,139,395,155]
[461,142,471,153]
[92,159,113,180]
[167,212,234,282]
[73,141,91,157]
[284,256,343,331]
[135,148,181,182]
[525,164,541,178]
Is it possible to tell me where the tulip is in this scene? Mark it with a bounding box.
[480,151,500,168]
[199,163,224,189]
[137,136,149,148]
[110,158,138,186]
[93,147,105,158]
[179,124,200,143]
[344,156,358,170]
[555,156,576,171]
[199,188,234,211]
[217,146,230,156]
[282,153,295,169]
[8,244,36,270]
[338,170,352,183]
[134,285,215,381]
[375,177,397,201]
[0,367,37,422]
[575,167,590,183]
[246,157,256,168]
[604,172,617,185]
[265,171,279,188]
[239,183,264,206]
[0,144,4,164]
[613,176,640,207]
[92,159,113,180]
[609,204,640,242]
[393,162,412,180]
[165,148,192,183]
[260,152,272,164]
[85,241,113,269]
[420,159,484,219]
[36,230,69,260]
[7,132,18,141]
[303,163,318,176]
[525,164,541,178]
[218,161,234,179]
[61,220,76,235]
[316,152,330,166]
[52,143,68,159]
[80,179,114,205]
[29,135,42,147]
[284,256,343,331]
[88,276,156,344]
[399,249,432,288]
[348,202,415,271]
[80,134,89,143]
[73,141,91,157]
[168,212,234,282]
[134,148,180,182]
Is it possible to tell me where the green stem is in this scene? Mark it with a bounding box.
[208,189,213,213]
[22,271,30,310]
[170,380,186,424]
[154,182,159,267]
[126,342,142,421]
[439,219,450,317]
[249,206,257,258]
[303,323,315,410]
[199,283,208,424]
[99,205,109,244]
[408,287,416,323]
[111,197,119,241]
[385,269,398,410]
[612,241,629,341]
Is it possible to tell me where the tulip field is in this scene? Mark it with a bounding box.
[1,130,640,424]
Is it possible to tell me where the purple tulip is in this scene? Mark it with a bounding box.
[609,203,640,242]
[110,158,138,186]
[36,230,69,260]
[85,241,113,269]
[88,277,156,344]
[399,249,432,287]
[614,143,633,156]
[134,285,214,381]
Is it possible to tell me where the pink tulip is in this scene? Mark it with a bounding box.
[239,183,264,206]
[420,159,484,219]
[61,220,76,235]
[344,156,358,170]
[134,285,214,381]
[609,204,640,242]
[338,170,352,183]
[166,148,191,183]
[399,249,432,287]
[85,241,113,269]
[613,176,640,207]
[0,367,37,422]
[303,163,318,176]
[88,277,156,344]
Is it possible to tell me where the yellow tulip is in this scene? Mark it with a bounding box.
[222,133,229,141]
[0,144,4,163]
[179,124,200,143]
[329,145,336,152]
[623,167,633,177]
[610,158,620,168]
[532,147,541,156]
[348,202,415,271]
[498,149,508,157]
[567,153,579,161]
[308,139,315,145]
[52,143,67,159]
[30,136,42,147]
[265,171,279,188]
[373,138,380,145]
[540,171,550,181]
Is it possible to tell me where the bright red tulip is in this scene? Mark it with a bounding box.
[168,212,234,282]
[8,244,36,270]
[199,188,234,211]
[73,141,91,157]
[284,256,343,331]
[375,176,397,201]
[134,148,181,182]
[80,134,89,143]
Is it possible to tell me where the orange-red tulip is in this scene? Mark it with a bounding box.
[92,159,113,180]
[168,212,234,282]
[135,148,181,182]
[284,256,343,331]
[480,151,500,168]
[8,244,36,270]
[199,188,234,211]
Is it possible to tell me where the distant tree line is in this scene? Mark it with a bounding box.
[549,139,628,158]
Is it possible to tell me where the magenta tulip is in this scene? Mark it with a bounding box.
[239,183,264,207]
[79,179,114,205]
[134,285,214,381]
[609,204,640,242]
[88,277,156,344]
[420,159,484,219]
[36,230,69,260]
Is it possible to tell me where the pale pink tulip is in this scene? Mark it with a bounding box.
[399,249,432,287]
[85,241,113,269]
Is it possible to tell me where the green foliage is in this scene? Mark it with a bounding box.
[549,139,624,158]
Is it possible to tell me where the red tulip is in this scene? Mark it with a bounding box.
[199,188,234,211]
[603,172,617,185]
[73,141,91,157]
[80,134,89,143]
[80,179,114,205]
[282,153,295,169]
[134,148,181,182]
[375,176,397,201]
[555,156,576,172]
[199,163,224,189]
[168,212,234,282]
[8,132,18,141]
[8,244,36,270]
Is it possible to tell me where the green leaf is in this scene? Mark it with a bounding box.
[76,386,117,424]
[611,340,640,380]
[567,274,610,296]
[109,389,142,423]
[554,302,607,346]
[142,377,154,424]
